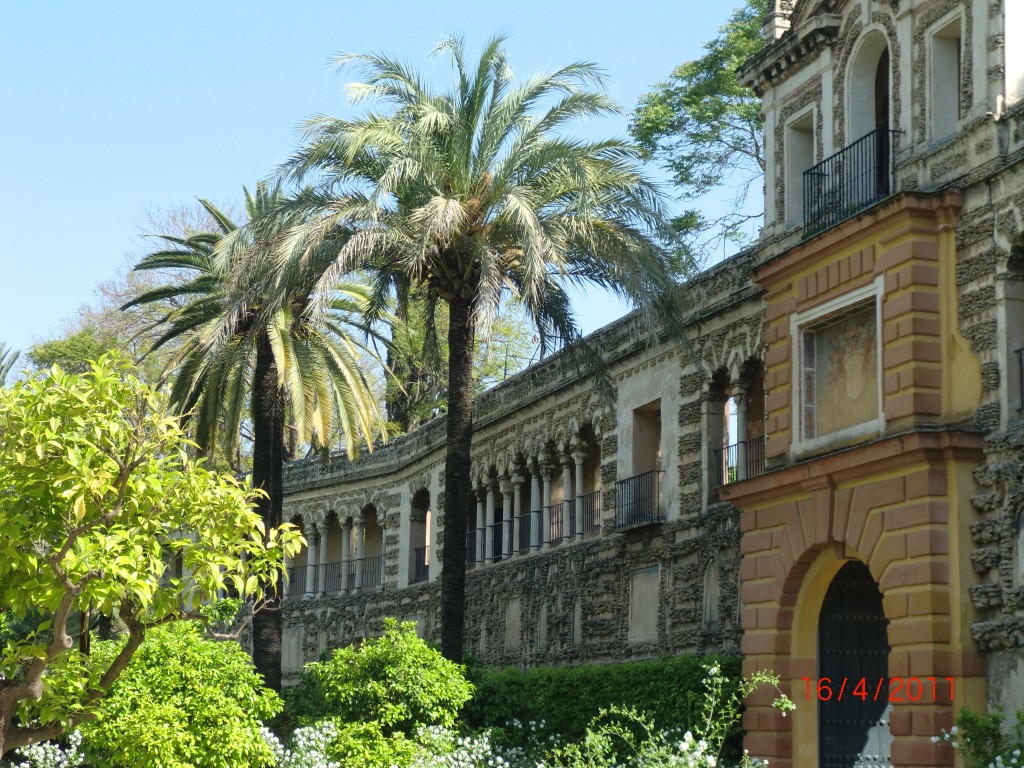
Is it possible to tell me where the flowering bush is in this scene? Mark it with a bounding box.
[933,707,1024,768]
[3,732,85,768]
[261,661,790,768]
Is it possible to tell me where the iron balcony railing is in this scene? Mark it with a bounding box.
[803,128,900,236]
[465,530,478,565]
[549,500,573,543]
[516,512,533,552]
[322,561,348,593]
[580,490,601,533]
[488,521,508,560]
[286,566,306,597]
[412,546,429,584]
[712,434,767,487]
[614,470,663,531]
[362,555,382,589]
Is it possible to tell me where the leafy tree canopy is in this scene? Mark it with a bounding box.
[0,355,302,757]
[631,0,768,262]
[286,619,474,735]
[384,297,535,435]
[25,327,119,376]
[79,621,281,768]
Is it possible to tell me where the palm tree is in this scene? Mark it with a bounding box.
[279,36,687,661]
[125,184,385,690]
[0,344,19,385]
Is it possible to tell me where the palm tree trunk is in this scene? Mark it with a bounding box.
[252,333,285,691]
[440,296,475,662]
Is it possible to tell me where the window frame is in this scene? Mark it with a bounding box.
[928,11,964,146]
[789,276,885,455]
[785,106,816,225]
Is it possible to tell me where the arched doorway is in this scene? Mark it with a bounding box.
[818,561,892,768]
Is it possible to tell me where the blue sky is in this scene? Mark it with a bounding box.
[1,1,741,357]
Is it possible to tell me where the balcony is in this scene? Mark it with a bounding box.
[579,490,601,534]
[803,128,900,236]
[412,546,429,584]
[614,471,663,531]
[712,434,767,487]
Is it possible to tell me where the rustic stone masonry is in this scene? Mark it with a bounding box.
[281,6,1024,768]
[280,248,765,684]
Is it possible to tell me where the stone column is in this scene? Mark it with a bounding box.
[512,472,524,558]
[485,483,496,563]
[475,486,485,565]
[304,521,318,598]
[316,521,329,596]
[354,517,365,591]
[735,392,749,481]
[541,461,554,551]
[283,552,294,597]
[502,479,514,561]
[529,461,542,551]
[341,519,352,593]
[378,510,388,591]
[573,448,589,544]
[560,452,573,544]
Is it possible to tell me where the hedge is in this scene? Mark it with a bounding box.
[462,654,742,742]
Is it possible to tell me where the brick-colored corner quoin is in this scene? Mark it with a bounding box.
[724,426,986,767]
[755,192,965,463]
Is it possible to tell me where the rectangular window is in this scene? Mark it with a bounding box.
[799,304,878,441]
[793,278,884,451]
[931,16,962,143]
[787,111,815,223]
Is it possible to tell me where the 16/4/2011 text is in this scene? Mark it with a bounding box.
[802,677,954,703]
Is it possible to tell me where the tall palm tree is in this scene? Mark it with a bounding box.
[0,344,19,385]
[125,184,385,690]
[279,36,687,661]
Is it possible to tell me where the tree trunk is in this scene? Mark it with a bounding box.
[440,297,475,662]
[252,333,285,691]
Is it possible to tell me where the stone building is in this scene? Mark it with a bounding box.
[281,0,1024,765]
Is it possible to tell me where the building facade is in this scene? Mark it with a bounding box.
[281,0,1024,766]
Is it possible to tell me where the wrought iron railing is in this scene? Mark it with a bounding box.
[322,561,348,593]
[712,434,767,487]
[412,546,429,583]
[614,471,663,530]
[803,128,900,236]
[286,566,306,597]
[465,530,478,565]
[362,555,382,589]
[549,501,573,543]
[580,490,601,533]
[488,521,507,560]
[516,513,533,552]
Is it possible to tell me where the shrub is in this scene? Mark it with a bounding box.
[463,654,742,743]
[286,619,473,735]
[79,621,281,768]
[934,706,1024,768]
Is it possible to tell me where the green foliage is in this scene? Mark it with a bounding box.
[126,185,387,465]
[385,297,535,434]
[79,621,281,768]
[324,721,417,768]
[0,343,19,385]
[25,328,119,376]
[935,707,1024,768]
[0,355,301,756]
[464,655,742,743]
[287,619,474,735]
[631,0,769,259]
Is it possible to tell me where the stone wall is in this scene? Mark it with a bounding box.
[280,248,765,680]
